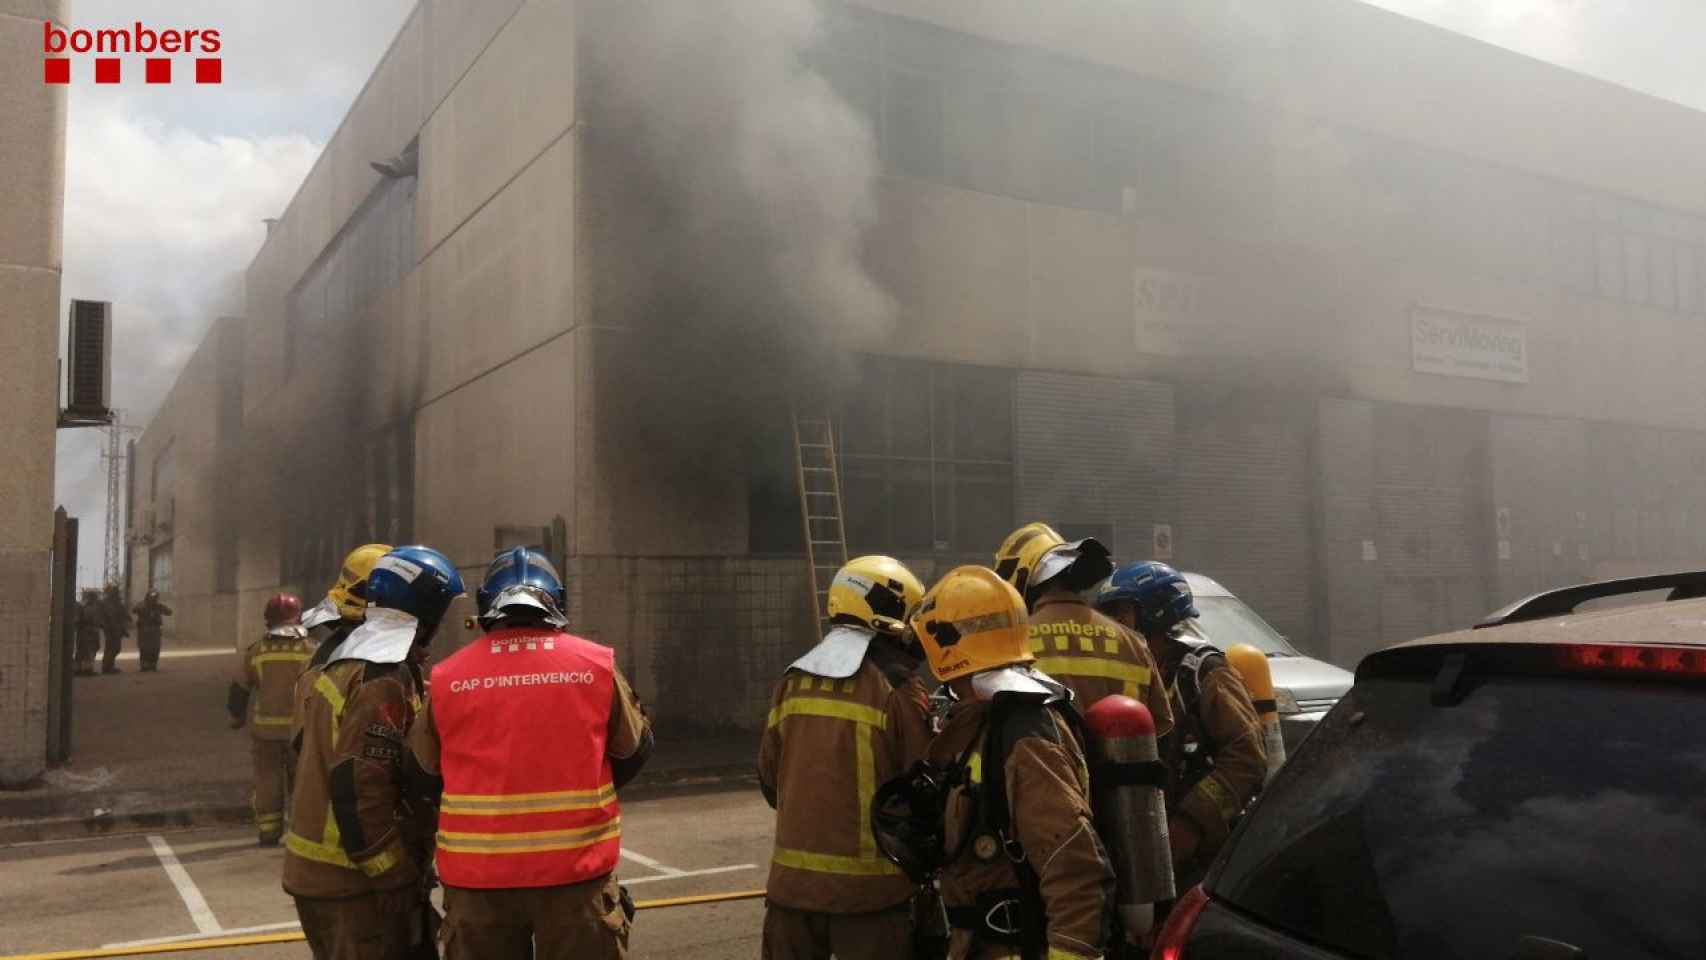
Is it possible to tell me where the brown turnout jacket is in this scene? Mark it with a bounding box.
[232,630,312,742]
[932,696,1114,960]
[1156,637,1266,863]
[1026,597,1173,739]
[283,657,429,899]
[757,638,932,914]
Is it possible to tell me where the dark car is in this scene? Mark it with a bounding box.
[1153,571,1706,960]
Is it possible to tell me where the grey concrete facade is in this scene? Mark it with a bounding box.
[0,0,68,784]
[139,0,1706,732]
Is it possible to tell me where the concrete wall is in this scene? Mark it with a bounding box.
[0,0,68,785]
[129,319,244,649]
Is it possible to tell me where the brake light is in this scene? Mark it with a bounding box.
[1557,644,1706,676]
[1151,885,1210,960]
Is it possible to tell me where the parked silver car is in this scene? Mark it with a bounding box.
[1181,572,1353,751]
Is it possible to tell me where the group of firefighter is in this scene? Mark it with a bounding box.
[227,542,652,960]
[762,523,1277,960]
[73,584,172,675]
[222,522,1271,960]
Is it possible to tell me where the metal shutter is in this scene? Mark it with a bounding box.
[1175,391,1316,648]
[1014,371,1175,563]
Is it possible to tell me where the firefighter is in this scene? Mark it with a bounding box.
[99,585,130,674]
[133,589,173,672]
[407,547,653,960]
[289,543,392,766]
[74,589,104,676]
[993,523,1173,737]
[908,565,1117,960]
[229,593,312,846]
[284,545,461,960]
[1095,562,1264,887]
[758,555,931,960]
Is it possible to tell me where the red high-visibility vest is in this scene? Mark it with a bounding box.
[430,626,620,889]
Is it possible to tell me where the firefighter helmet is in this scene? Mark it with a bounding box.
[366,545,466,627]
[476,547,567,627]
[264,593,303,628]
[909,565,1031,682]
[328,543,393,621]
[1094,561,1198,635]
[827,555,925,635]
[993,522,1113,605]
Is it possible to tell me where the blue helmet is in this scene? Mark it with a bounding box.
[1095,561,1198,635]
[476,547,567,626]
[366,545,466,627]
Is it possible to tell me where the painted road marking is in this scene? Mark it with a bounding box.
[115,648,231,660]
[622,847,684,875]
[146,834,221,934]
[98,840,755,948]
[623,864,756,885]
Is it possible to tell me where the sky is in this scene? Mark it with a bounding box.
[50,0,1706,587]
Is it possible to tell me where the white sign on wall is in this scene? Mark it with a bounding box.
[1410,307,1528,384]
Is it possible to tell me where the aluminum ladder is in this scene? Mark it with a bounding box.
[792,411,849,632]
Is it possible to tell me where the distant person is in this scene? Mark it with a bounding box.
[100,585,130,674]
[285,545,461,960]
[408,548,653,960]
[757,555,929,960]
[132,590,173,672]
[228,593,311,846]
[74,590,103,676]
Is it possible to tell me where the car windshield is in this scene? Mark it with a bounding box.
[1211,659,1706,960]
[1191,595,1297,657]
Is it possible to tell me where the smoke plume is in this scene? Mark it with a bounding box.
[580,0,895,438]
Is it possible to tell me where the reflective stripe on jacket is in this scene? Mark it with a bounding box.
[429,627,620,889]
[1026,599,1174,740]
[282,659,423,899]
[237,632,311,741]
[757,647,931,914]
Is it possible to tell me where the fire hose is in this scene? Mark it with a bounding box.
[0,889,768,960]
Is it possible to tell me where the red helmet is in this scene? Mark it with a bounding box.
[264,593,303,628]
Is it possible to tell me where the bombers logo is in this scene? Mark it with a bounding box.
[42,20,223,84]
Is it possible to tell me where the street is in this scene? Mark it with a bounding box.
[0,787,773,959]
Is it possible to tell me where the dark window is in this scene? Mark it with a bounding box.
[840,357,1014,555]
[1213,658,1706,959]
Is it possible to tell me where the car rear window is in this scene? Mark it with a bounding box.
[1210,649,1706,959]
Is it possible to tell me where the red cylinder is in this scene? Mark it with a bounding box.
[1084,695,1175,939]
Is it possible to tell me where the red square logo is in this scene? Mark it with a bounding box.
[94,57,119,84]
[44,58,69,84]
[195,58,221,84]
[145,58,171,84]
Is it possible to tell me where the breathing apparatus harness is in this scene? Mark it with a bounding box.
[875,687,1156,959]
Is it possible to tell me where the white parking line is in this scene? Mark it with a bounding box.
[622,864,757,885]
[146,834,221,934]
[621,847,684,876]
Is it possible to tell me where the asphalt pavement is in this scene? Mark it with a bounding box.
[0,787,773,959]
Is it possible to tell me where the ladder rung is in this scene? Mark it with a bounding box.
[810,541,844,547]
[805,516,841,522]
[798,442,832,449]
[801,467,835,473]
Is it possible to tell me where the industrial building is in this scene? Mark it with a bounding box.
[136,0,1706,734]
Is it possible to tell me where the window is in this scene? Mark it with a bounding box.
[1595,233,1624,299]
[1679,245,1700,315]
[1214,657,1706,959]
[840,358,1014,555]
[1623,234,1649,304]
[1650,236,1676,309]
[148,545,173,595]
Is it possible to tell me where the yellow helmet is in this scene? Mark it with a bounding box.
[827,555,925,635]
[993,521,1113,605]
[909,566,1032,682]
[328,543,393,621]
